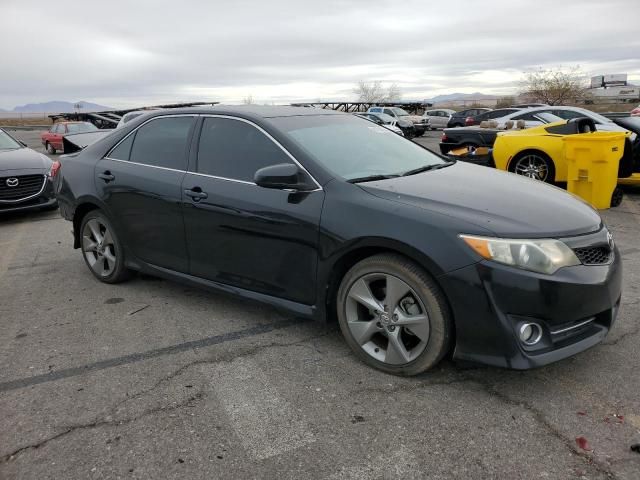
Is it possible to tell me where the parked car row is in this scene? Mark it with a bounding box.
[439,106,633,155]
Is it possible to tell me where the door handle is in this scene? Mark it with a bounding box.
[98,171,115,182]
[184,187,208,201]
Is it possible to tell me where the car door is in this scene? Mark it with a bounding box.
[181,115,324,305]
[95,115,196,272]
[52,124,65,150]
[426,111,441,128]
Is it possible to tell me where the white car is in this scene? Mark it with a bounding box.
[354,112,404,136]
[492,106,628,133]
[116,110,155,129]
[422,109,456,129]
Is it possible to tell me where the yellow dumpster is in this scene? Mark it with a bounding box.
[563,132,627,209]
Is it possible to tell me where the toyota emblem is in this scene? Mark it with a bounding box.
[607,231,614,250]
[6,177,19,187]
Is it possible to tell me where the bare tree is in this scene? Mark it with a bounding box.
[242,94,254,105]
[520,66,586,106]
[353,81,402,103]
[495,96,515,108]
[386,83,401,102]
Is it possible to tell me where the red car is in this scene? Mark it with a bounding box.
[41,121,97,154]
[631,104,640,117]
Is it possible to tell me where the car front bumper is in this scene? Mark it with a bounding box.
[438,236,623,369]
[0,177,57,214]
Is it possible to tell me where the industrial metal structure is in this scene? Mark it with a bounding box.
[290,100,433,114]
[48,101,219,128]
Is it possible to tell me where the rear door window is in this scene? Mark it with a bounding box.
[128,116,194,170]
[196,117,294,182]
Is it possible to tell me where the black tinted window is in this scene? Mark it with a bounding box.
[513,112,539,121]
[129,116,194,170]
[109,133,135,161]
[197,117,293,182]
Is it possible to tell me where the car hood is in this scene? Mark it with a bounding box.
[401,115,425,124]
[360,162,602,238]
[0,147,51,172]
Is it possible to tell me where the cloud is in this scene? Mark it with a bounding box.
[1,0,639,108]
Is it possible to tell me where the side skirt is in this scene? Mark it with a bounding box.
[126,259,320,321]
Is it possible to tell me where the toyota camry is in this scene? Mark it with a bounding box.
[54,106,622,375]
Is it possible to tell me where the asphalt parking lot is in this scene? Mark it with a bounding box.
[1,128,640,479]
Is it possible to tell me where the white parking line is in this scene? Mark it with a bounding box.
[203,357,315,460]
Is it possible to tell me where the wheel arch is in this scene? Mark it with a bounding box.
[507,148,556,180]
[72,198,107,248]
[321,238,452,326]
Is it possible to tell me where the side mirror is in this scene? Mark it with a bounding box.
[254,163,313,191]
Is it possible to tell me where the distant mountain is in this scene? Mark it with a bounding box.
[428,92,496,103]
[12,101,112,113]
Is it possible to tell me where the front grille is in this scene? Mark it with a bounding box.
[0,174,45,201]
[573,246,612,265]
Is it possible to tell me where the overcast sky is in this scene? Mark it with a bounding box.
[2,0,638,109]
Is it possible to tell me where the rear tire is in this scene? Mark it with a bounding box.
[46,142,56,155]
[510,151,555,183]
[79,210,131,284]
[336,253,452,376]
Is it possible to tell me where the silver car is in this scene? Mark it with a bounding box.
[422,109,456,129]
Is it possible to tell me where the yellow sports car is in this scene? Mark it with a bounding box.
[492,117,640,186]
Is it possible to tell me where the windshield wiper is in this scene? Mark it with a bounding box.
[347,174,400,184]
[402,161,455,177]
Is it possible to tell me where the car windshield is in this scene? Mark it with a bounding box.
[271,115,445,181]
[66,123,98,134]
[390,107,410,117]
[535,112,564,124]
[0,129,22,150]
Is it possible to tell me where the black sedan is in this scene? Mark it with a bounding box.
[0,128,58,214]
[55,106,621,375]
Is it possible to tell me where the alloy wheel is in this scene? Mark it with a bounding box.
[345,273,430,365]
[514,154,549,181]
[82,218,117,277]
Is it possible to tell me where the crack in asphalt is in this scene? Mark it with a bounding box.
[0,392,205,465]
[0,331,333,465]
[0,317,305,393]
[472,379,618,479]
[602,324,640,346]
[105,331,334,418]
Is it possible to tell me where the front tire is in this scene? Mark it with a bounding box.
[337,254,452,376]
[80,210,131,283]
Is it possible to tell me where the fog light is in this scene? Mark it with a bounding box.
[519,323,542,346]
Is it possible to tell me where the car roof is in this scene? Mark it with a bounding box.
[139,105,344,121]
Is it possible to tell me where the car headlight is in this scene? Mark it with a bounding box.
[460,234,580,274]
